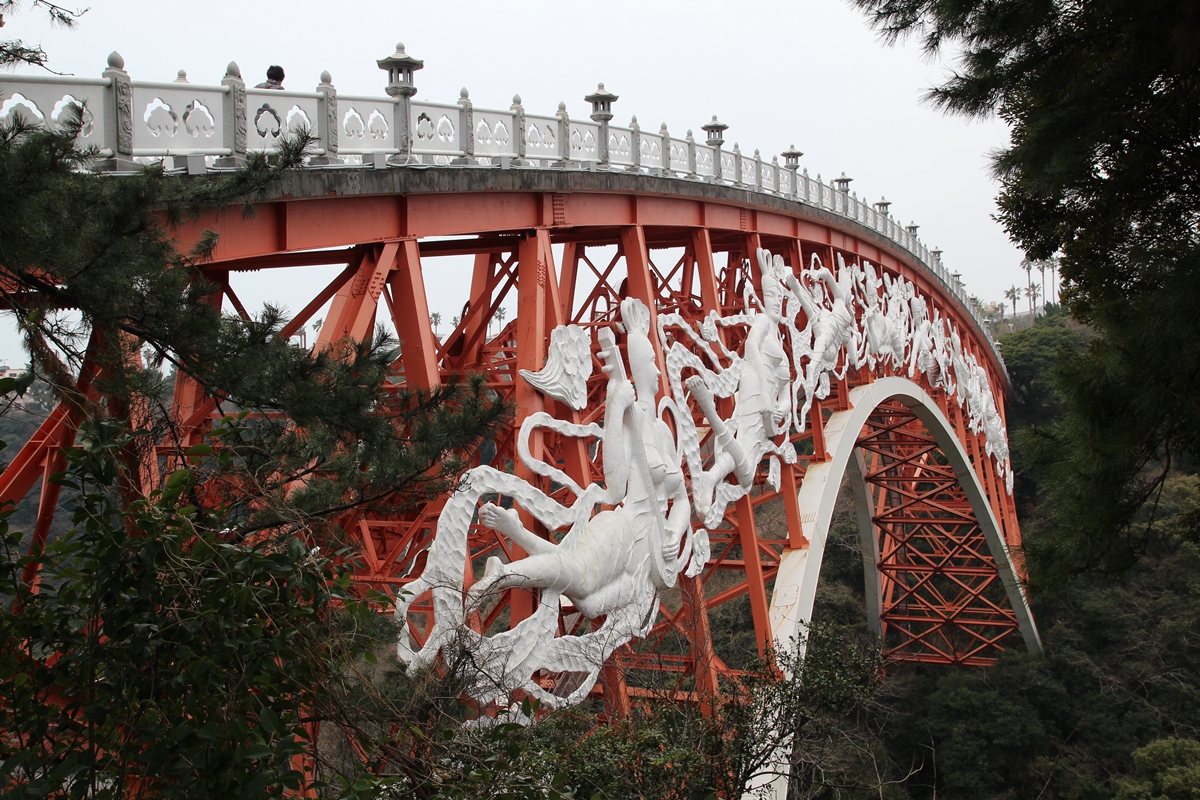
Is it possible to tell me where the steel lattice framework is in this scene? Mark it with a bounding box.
[1,167,1039,721]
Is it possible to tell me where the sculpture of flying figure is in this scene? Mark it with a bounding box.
[394,302,698,711]
[787,252,862,425]
[468,297,695,616]
[685,249,796,529]
[857,261,906,371]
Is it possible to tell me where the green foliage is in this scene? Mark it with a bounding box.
[852,0,1200,584]
[0,420,387,798]
[1020,264,1200,581]
[1115,739,1200,800]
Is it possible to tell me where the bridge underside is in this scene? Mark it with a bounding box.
[1,175,1035,717]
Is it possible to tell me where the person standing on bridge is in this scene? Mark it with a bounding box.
[255,65,285,90]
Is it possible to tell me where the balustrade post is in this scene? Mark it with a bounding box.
[802,168,810,202]
[686,130,697,177]
[211,60,247,169]
[629,115,641,171]
[753,148,762,191]
[732,143,742,185]
[311,70,341,166]
[511,94,527,165]
[554,102,571,167]
[770,155,780,193]
[453,88,474,165]
[660,122,673,176]
[98,52,136,170]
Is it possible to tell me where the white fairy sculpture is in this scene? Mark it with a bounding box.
[395,299,698,712]
[681,249,797,528]
[858,261,906,371]
[787,253,862,424]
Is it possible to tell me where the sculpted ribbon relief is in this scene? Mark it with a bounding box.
[395,248,1012,712]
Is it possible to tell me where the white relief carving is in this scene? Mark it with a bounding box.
[663,250,798,528]
[51,95,93,136]
[344,108,366,139]
[543,125,556,150]
[400,246,1014,715]
[582,130,596,155]
[527,123,543,150]
[144,98,178,137]
[787,253,865,425]
[518,325,591,410]
[367,109,388,140]
[435,114,455,142]
[183,100,215,138]
[396,301,696,711]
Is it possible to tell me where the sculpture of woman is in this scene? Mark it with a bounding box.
[686,249,795,528]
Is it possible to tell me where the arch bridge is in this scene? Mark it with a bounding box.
[0,45,1039,720]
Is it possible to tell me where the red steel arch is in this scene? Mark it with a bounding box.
[0,168,1036,716]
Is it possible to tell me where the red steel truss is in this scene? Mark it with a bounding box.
[858,402,1024,666]
[1,176,1030,718]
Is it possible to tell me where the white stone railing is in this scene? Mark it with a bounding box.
[0,49,996,354]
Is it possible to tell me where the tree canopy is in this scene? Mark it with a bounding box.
[853,0,1200,580]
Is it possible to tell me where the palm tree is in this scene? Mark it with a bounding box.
[1029,283,1041,315]
[451,314,460,329]
[1022,259,1034,315]
[493,306,507,337]
[430,312,442,337]
[1036,261,1048,307]
[1004,285,1022,320]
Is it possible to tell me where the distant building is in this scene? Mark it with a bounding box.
[0,364,25,380]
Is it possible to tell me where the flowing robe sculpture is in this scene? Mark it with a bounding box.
[395,246,1015,714]
[395,299,696,711]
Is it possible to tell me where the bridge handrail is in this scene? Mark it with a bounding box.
[0,54,999,357]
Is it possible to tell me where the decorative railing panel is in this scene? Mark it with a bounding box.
[131,82,226,155]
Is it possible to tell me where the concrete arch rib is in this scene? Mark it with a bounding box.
[768,376,1041,658]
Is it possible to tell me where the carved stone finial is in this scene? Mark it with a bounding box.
[460,87,469,100]
[687,128,693,137]
[174,69,188,83]
[513,93,522,105]
[107,51,124,70]
[558,101,567,112]
[225,61,241,79]
[754,148,761,158]
[659,122,668,134]
[631,114,637,124]
[396,41,406,52]
[320,70,332,85]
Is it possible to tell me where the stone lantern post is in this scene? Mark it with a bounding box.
[781,144,803,200]
[584,83,617,166]
[378,42,423,164]
[702,115,728,182]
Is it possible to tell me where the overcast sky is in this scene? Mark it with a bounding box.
[1,0,1037,367]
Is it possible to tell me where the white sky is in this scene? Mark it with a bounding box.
[0,0,1035,367]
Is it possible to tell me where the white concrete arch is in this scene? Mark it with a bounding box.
[750,376,1041,800]
[767,376,1041,656]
